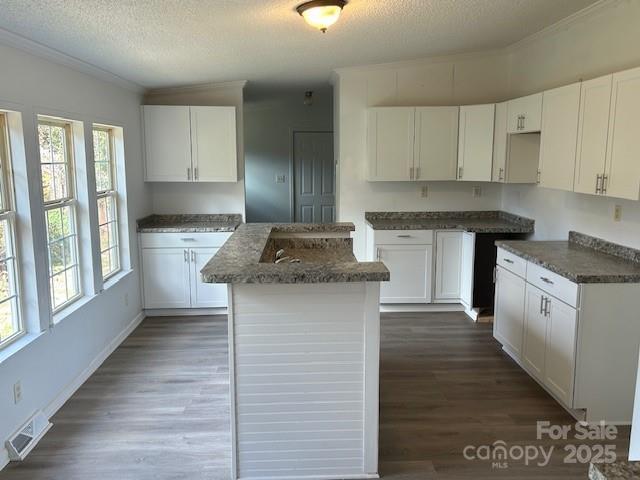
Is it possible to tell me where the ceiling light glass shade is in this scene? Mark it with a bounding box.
[297,1,346,32]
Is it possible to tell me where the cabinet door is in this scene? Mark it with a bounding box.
[190,106,238,182]
[414,107,458,181]
[143,106,192,182]
[142,248,191,309]
[544,297,578,407]
[605,67,640,200]
[457,104,495,181]
[493,266,526,358]
[377,244,432,303]
[507,93,543,133]
[492,102,508,182]
[190,247,228,308]
[434,231,462,301]
[367,108,414,181]
[539,83,581,191]
[574,75,612,195]
[522,284,547,380]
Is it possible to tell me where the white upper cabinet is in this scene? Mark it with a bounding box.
[457,104,495,181]
[413,107,459,181]
[538,83,581,191]
[144,106,192,181]
[367,107,415,181]
[144,105,238,183]
[190,106,238,182]
[604,66,640,200]
[574,75,612,196]
[507,93,543,133]
[492,102,508,182]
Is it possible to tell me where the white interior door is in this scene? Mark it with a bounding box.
[522,284,547,380]
[190,247,228,308]
[142,248,191,309]
[493,266,526,357]
[378,244,432,303]
[539,83,581,191]
[604,67,640,200]
[457,104,495,181]
[367,108,414,181]
[434,231,462,301]
[143,105,192,181]
[574,75,612,195]
[190,106,238,182]
[544,298,578,406]
[414,107,458,181]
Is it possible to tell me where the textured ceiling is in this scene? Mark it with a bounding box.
[0,0,598,89]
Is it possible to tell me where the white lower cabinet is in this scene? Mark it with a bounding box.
[522,284,549,380]
[493,266,525,357]
[378,244,432,303]
[140,232,231,309]
[434,231,463,301]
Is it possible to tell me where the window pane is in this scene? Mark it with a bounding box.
[65,266,79,299]
[53,164,68,199]
[39,122,71,203]
[97,196,108,225]
[0,261,9,300]
[0,298,18,343]
[93,129,113,192]
[51,271,67,308]
[101,250,111,276]
[46,207,64,241]
[41,163,54,202]
[48,239,65,275]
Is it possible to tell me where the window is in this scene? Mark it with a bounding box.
[93,127,120,280]
[38,119,81,311]
[0,114,22,348]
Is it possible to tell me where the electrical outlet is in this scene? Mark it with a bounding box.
[472,186,482,198]
[420,185,428,198]
[275,174,286,184]
[614,205,622,222]
[13,381,22,404]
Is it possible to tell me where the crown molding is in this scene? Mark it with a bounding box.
[0,26,144,94]
[505,0,619,53]
[145,80,249,96]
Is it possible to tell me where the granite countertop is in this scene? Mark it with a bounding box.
[137,214,242,233]
[590,460,640,479]
[496,231,640,284]
[365,210,534,233]
[201,223,389,284]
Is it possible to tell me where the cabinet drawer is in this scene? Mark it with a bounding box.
[139,232,232,249]
[374,229,433,245]
[526,262,579,307]
[497,248,527,278]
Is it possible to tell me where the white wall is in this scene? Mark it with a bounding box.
[244,87,333,222]
[0,42,149,466]
[144,82,246,217]
[333,52,509,260]
[503,0,640,247]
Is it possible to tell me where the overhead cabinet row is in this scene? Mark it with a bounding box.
[143,105,238,182]
[367,65,640,200]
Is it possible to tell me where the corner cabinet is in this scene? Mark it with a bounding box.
[140,232,231,309]
[143,105,237,183]
[367,106,459,181]
[493,247,640,422]
[457,104,495,181]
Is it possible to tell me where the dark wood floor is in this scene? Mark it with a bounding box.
[0,312,630,479]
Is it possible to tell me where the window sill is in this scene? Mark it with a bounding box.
[51,269,133,325]
[0,331,45,365]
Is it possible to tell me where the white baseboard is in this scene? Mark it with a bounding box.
[380,303,466,313]
[144,307,227,317]
[44,311,145,418]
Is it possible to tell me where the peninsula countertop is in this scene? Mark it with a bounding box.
[201,223,390,284]
[496,231,640,284]
[137,214,242,233]
[365,210,534,233]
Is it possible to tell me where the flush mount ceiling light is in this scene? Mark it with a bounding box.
[296,0,347,33]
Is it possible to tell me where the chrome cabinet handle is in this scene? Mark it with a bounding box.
[415,167,420,180]
[602,174,608,195]
[536,170,541,184]
[376,248,381,261]
[498,167,504,181]
[184,249,189,262]
[539,295,544,314]
[544,297,551,316]
[409,167,414,180]
[503,258,514,264]
[194,167,199,181]
[396,234,411,238]
[595,174,602,194]
[540,276,554,285]
[187,167,192,181]
[180,237,196,242]
[521,115,526,130]
[191,250,196,262]
[458,166,463,179]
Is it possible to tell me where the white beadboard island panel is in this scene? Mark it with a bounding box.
[228,282,380,480]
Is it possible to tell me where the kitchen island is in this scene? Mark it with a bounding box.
[202,223,389,480]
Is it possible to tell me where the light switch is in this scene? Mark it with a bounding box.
[472,186,482,198]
